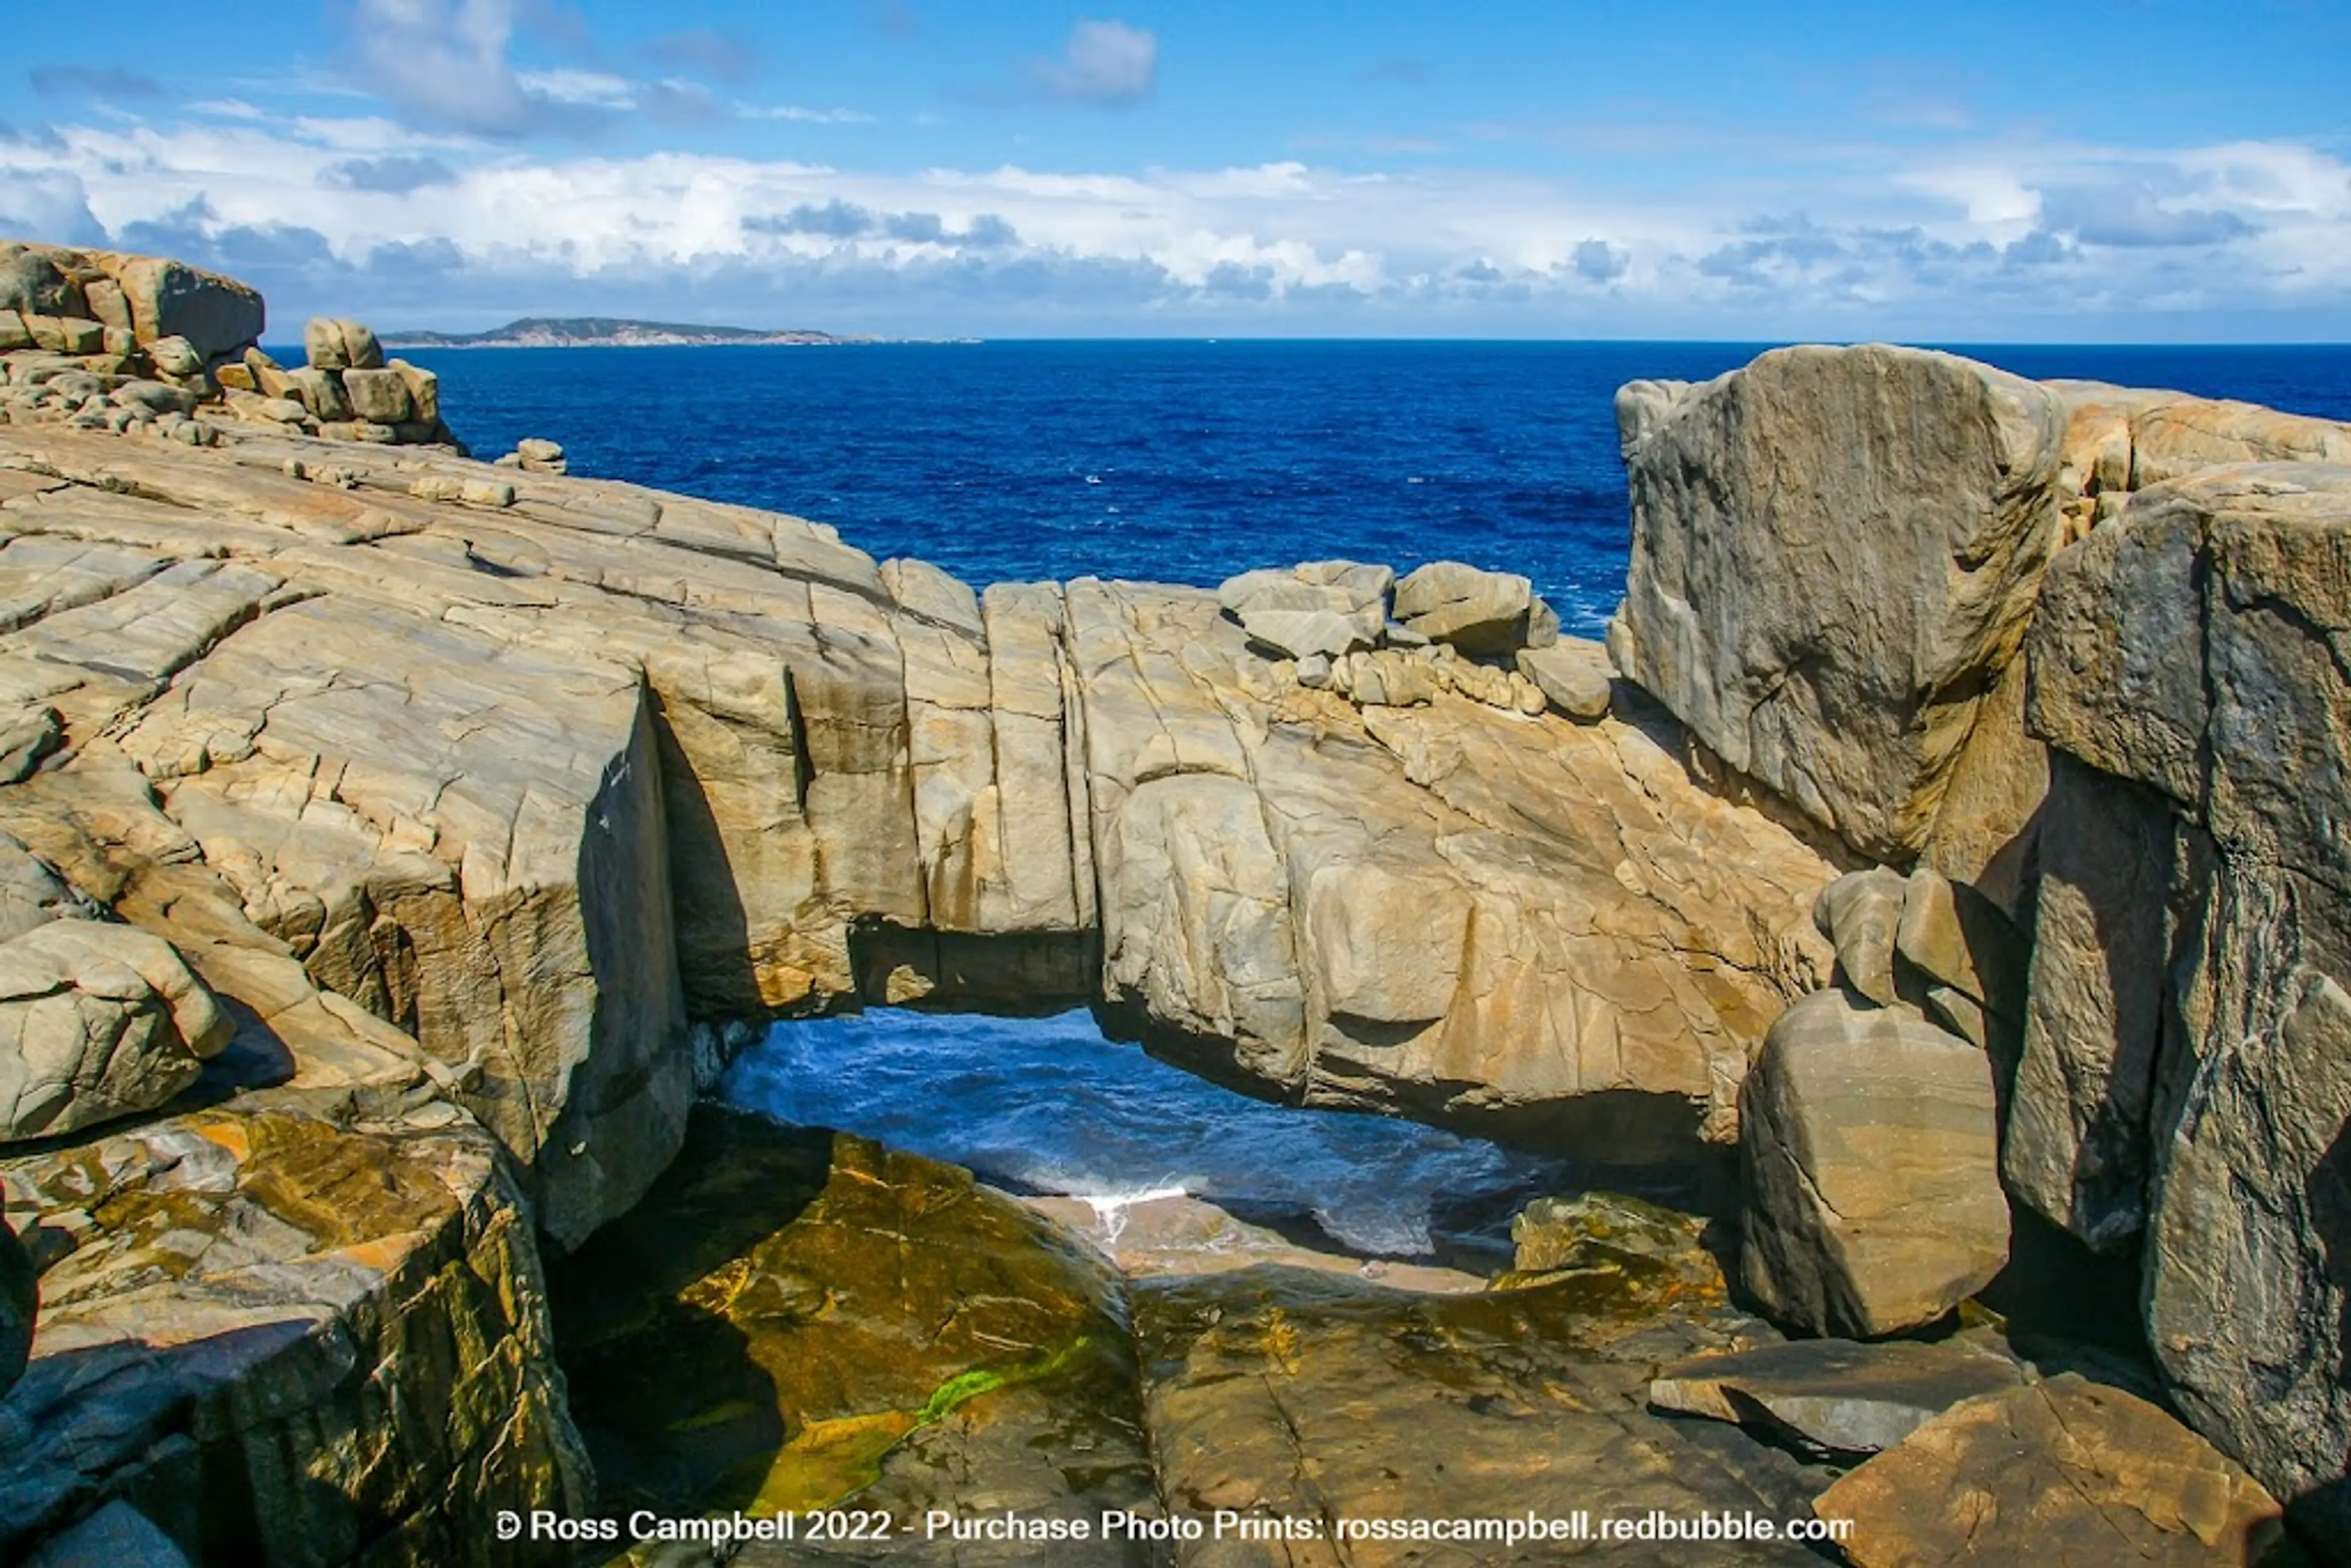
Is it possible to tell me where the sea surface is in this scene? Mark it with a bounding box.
[722,1008,1570,1264]
[411,337,2351,1244]
[405,339,2351,637]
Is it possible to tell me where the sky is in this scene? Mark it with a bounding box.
[2,1,2347,341]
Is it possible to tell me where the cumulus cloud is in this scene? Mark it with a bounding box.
[345,0,546,135]
[1030,20,1157,106]
[6,107,2348,338]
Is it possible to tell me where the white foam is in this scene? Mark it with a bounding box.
[1076,1184,1191,1244]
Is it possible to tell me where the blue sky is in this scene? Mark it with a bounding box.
[2,1,2347,339]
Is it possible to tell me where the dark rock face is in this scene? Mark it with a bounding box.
[1,1209,32,1400]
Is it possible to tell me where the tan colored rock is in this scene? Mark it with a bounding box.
[1068,579,1835,1153]
[92,252,264,359]
[1813,867,1907,1007]
[0,918,231,1142]
[1516,636,1613,719]
[1914,645,2046,920]
[1813,1375,2287,1567]
[1392,558,1535,655]
[390,357,439,423]
[0,310,30,353]
[287,364,351,421]
[1615,345,2065,862]
[24,316,103,356]
[1738,988,2008,1337]
[342,366,413,424]
[1894,866,2026,1016]
[302,315,381,372]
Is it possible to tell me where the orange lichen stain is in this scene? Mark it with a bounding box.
[332,1236,416,1272]
[192,1121,252,1163]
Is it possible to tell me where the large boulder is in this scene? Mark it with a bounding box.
[92,252,263,360]
[1392,560,1541,655]
[1813,1375,2288,1567]
[1737,988,2009,1337]
[0,918,232,1142]
[1614,345,2066,861]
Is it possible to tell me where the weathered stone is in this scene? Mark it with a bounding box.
[302,316,381,372]
[1,1210,31,1401]
[89,253,262,359]
[516,436,563,463]
[1615,345,2065,861]
[287,365,351,421]
[20,1501,193,1568]
[1139,1264,1828,1567]
[1916,644,2047,920]
[0,831,97,942]
[390,358,439,424]
[1813,867,1908,1007]
[1649,1337,2025,1455]
[0,1107,590,1564]
[1738,988,2009,1337]
[0,918,232,1142]
[2003,753,2178,1250]
[1392,559,1537,655]
[0,251,82,320]
[1813,1375,2289,1567]
[1238,605,1373,660]
[341,366,413,425]
[1501,1191,1727,1302]
[1516,636,1613,719]
[24,316,103,356]
[80,277,130,333]
[0,310,31,353]
[1894,865,2027,1016]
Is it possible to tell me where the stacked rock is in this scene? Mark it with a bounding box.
[1736,866,2023,1340]
[1216,557,1614,721]
[217,316,461,449]
[0,239,266,444]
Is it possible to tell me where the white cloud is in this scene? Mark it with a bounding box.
[1030,20,1158,107]
[347,0,539,137]
[741,104,877,125]
[5,108,2348,338]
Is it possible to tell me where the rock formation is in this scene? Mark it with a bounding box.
[7,244,2351,1562]
[1610,338,2351,1555]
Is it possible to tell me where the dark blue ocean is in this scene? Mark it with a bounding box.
[404,339,2351,637]
[403,339,2351,1255]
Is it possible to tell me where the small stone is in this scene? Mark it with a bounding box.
[1295,652,1332,688]
[460,479,518,508]
[289,365,351,421]
[1393,560,1536,655]
[517,437,565,463]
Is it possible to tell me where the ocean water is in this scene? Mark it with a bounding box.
[721,1009,1570,1262]
[405,339,2351,638]
[421,337,2351,1232]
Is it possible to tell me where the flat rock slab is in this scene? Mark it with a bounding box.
[1650,1336,2025,1455]
[1136,1264,1826,1566]
[1813,1374,2291,1566]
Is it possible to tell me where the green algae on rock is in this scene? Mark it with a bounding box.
[550,1106,1160,1541]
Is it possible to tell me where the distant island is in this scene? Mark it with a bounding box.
[378,317,902,349]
